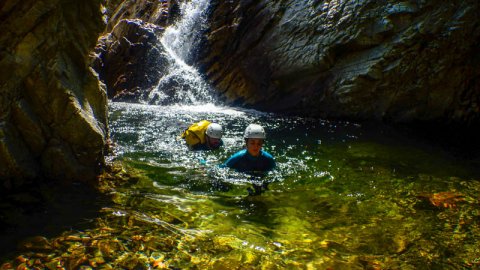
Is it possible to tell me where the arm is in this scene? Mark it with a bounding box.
[224,154,239,168]
[223,150,244,169]
[262,151,276,171]
[268,158,276,171]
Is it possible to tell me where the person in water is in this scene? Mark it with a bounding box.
[181,120,223,150]
[224,124,276,195]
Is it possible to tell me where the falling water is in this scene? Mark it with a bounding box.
[162,0,210,62]
[147,0,215,105]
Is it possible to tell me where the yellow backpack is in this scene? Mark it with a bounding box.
[181,120,211,146]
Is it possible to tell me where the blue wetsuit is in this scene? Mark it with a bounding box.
[191,140,223,151]
[224,149,276,175]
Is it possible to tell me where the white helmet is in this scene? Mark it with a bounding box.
[244,124,266,139]
[206,123,223,139]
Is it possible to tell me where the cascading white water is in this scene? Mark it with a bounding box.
[163,0,210,62]
[147,0,215,105]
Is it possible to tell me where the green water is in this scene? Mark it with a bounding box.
[3,101,478,269]
[103,102,480,269]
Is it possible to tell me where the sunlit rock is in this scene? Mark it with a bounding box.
[210,253,243,269]
[106,0,180,32]
[0,0,107,184]
[212,235,244,252]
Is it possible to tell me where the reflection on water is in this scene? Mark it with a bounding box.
[103,101,480,269]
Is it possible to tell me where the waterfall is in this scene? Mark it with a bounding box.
[163,0,210,63]
[147,0,215,105]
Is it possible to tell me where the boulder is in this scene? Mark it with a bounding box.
[93,19,168,100]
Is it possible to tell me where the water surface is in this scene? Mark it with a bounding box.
[105,101,480,269]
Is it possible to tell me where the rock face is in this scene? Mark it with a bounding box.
[93,19,167,100]
[93,0,178,100]
[0,0,108,186]
[106,0,179,31]
[198,0,480,126]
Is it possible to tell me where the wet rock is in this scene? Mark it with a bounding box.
[106,0,180,31]
[210,253,243,270]
[198,0,480,128]
[93,19,168,101]
[0,0,108,183]
[17,236,52,252]
[212,235,244,252]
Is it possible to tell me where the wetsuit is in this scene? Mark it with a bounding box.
[191,140,223,151]
[224,149,276,175]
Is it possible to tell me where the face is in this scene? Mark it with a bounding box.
[206,135,221,149]
[246,138,263,156]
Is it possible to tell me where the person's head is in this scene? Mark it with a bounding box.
[243,124,266,157]
[205,123,223,149]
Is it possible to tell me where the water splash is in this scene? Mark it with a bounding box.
[147,0,215,105]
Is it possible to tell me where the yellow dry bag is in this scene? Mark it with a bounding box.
[181,120,211,147]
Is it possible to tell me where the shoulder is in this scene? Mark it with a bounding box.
[225,149,247,165]
[261,150,275,160]
[261,150,276,170]
[230,149,247,159]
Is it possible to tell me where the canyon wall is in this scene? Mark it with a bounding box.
[0,0,107,186]
[198,0,480,126]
